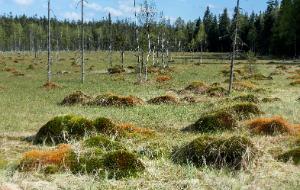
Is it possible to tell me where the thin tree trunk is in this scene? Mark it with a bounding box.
[47,0,51,83]
[81,0,85,83]
[228,0,240,94]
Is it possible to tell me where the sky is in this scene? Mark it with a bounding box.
[0,0,270,22]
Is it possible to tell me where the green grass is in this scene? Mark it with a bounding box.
[0,51,300,189]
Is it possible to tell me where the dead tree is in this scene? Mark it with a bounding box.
[80,0,85,83]
[47,0,51,83]
[228,0,240,94]
[108,12,113,68]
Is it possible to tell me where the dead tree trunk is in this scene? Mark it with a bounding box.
[228,0,240,94]
[81,0,85,83]
[47,0,51,83]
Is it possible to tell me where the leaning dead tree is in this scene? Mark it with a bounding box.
[228,0,240,94]
[47,0,51,83]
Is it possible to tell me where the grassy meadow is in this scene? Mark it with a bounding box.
[0,51,300,189]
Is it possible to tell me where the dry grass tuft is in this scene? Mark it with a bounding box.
[233,81,257,91]
[290,80,300,86]
[246,116,296,135]
[147,95,178,105]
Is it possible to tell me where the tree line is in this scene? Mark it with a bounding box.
[0,0,299,57]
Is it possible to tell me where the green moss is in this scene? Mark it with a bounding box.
[84,135,124,151]
[183,111,237,133]
[227,103,262,120]
[43,165,60,175]
[207,86,226,97]
[34,115,94,145]
[0,154,8,169]
[108,65,125,74]
[233,94,260,103]
[101,150,145,179]
[172,136,256,169]
[93,117,120,136]
[278,147,300,165]
[60,91,92,106]
[262,97,281,103]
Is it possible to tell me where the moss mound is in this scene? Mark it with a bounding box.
[233,81,257,91]
[84,135,124,151]
[60,91,92,106]
[276,65,288,70]
[247,116,295,135]
[156,75,171,83]
[89,93,144,107]
[244,74,273,80]
[290,80,300,86]
[233,94,260,103]
[34,115,94,145]
[278,147,300,165]
[101,150,145,179]
[108,65,125,74]
[262,97,281,103]
[42,82,61,90]
[207,86,227,97]
[172,136,256,169]
[93,117,121,136]
[185,81,208,93]
[227,103,262,120]
[183,111,237,133]
[147,95,178,105]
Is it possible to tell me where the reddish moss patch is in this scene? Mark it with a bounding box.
[19,144,71,172]
[246,116,296,135]
[60,91,92,106]
[156,75,172,83]
[42,82,61,90]
[147,95,178,105]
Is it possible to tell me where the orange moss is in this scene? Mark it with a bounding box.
[156,75,172,83]
[3,67,17,73]
[246,116,296,135]
[118,123,154,136]
[42,82,61,90]
[19,144,71,171]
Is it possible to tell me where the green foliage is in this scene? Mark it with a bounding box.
[84,135,124,151]
[92,117,120,136]
[172,136,257,169]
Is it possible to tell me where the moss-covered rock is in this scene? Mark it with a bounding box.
[34,115,94,145]
[278,147,300,165]
[101,150,145,179]
[172,136,257,169]
[233,94,260,103]
[147,95,178,105]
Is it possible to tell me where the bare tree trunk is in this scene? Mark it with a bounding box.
[81,0,85,83]
[121,49,124,68]
[161,34,165,68]
[134,0,141,83]
[47,0,51,83]
[228,0,240,94]
[156,36,160,66]
[200,43,203,64]
[109,13,113,68]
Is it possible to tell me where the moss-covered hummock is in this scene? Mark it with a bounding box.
[233,81,257,91]
[227,103,262,120]
[34,115,94,145]
[262,97,281,103]
[88,93,144,107]
[172,136,257,169]
[233,94,260,103]
[101,150,145,179]
[60,91,92,106]
[185,81,208,94]
[147,95,178,105]
[247,116,295,135]
[84,135,124,151]
[290,80,300,86]
[183,111,237,133]
[207,86,227,97]
[278,147,300,165]
[108,65,125,74]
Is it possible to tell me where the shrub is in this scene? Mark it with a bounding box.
[101,150,145,179]
[108,65,125,74]
[278,147,300,165]
[183,111,237,133]
[147,95,178,105]
[34,115,94,145]
[60,91,92,106]
[172,136,257,169]
[246,116,295,135]
[233,94,260,103]
[89,93,144,107]
[19,144,71,172]
[156,75,171,83]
